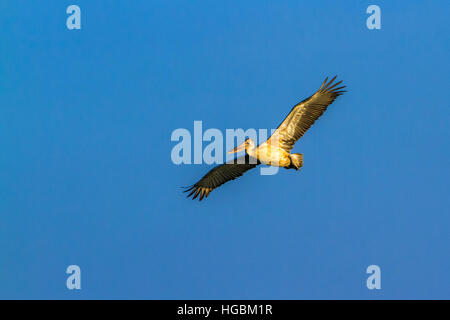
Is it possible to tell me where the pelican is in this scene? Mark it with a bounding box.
[184,76,346,200]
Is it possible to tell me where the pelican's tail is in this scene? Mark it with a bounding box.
[288,153,303,170]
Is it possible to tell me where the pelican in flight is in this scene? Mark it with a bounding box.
[184,76,346,200]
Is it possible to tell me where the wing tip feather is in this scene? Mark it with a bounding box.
[318,76,347,97]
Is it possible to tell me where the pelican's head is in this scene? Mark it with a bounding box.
[228,138,255,154]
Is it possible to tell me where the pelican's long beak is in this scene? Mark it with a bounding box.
[228,142,246,154]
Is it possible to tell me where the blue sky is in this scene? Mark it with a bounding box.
[0,1,449,299]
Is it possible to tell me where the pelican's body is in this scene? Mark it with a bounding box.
[184,76,346,200]
[246,141,293,168]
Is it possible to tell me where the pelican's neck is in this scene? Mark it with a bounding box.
[246,141,257,158]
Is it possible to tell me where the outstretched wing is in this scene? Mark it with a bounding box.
[266,76,346,152]
[184,155,260,201]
